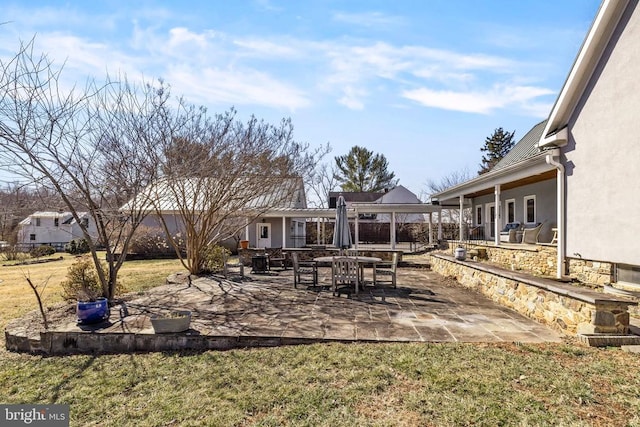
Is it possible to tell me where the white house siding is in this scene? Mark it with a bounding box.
[18,212,97,248]
[563,0,640,266]
[472,179,557,243]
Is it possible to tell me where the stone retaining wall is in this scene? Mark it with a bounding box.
[464,243,557,277]
[430,254,634,336]
[567,257,614,286]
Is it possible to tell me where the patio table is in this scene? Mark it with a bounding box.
[313,255,382,287]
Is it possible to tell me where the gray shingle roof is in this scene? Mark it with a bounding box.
[492,120,547,171]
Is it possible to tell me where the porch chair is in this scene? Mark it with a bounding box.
[292,252,318,288]
[373,252,398,288]
[522,222,544,244]
[266,247,287,270]
[223,252,244,279]
[332,256,360,296]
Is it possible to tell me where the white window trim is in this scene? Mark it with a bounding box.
[475,205,482,226]
[505,199,516,224]
[524,195,536,224]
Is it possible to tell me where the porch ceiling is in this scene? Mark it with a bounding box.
[464,170,556,199]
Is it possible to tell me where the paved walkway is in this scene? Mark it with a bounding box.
[93,266,561,344]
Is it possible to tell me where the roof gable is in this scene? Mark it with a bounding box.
[541,0,632,145]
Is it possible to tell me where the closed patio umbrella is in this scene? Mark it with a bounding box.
[332,195,352,254]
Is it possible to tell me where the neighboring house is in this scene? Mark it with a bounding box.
[135,177,309,249]
[17,211,96,249]
[329,185,426,223]
[432,0,640,285]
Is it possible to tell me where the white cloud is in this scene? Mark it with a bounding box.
[332,11,405,28]
[166,65,310,111]
[402,84,554,115]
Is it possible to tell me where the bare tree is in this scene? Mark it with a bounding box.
[305,158,339,209]
[424,168,473,225]
[0,39,164,299]
[139,106,325,275]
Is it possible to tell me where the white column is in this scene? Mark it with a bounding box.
[494,184,501,246]
[390,211,396,250]
[437,210,443,240]
[428,212,433,245]
[459,195,464,242]
[282,216,286,248]
[354,210,359,251]
[244,218,250,245]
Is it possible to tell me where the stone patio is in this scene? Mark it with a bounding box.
[5,266,563,354]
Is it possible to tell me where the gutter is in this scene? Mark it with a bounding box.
[545,149,565,279]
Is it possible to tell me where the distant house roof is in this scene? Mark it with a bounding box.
[492,120,548,171]
[123,176,306,213]
[19,211,86,226]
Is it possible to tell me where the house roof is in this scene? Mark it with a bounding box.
[18,211,87,226]
[123,176,306,213]
[541,0,631,146]
[328,191,383,203]
[492,120,547,171]
[431,120,558,205]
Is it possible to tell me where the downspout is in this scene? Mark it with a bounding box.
[546,151,565,279]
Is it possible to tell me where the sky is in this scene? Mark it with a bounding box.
[0,0,602,199]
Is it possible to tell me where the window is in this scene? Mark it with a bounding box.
[505,199,515,223]
[617,264,640,286]
[35,218,41,227]
[475,205,482,225]
[524,195,536,224]
[29,234,36,241]
[81,218,89,227]
[54,218,59,227]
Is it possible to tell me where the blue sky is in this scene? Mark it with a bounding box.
[0,0,601,198]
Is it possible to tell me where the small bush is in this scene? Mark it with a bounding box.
[61,256,112,301]
[129,226,182,257]
[65,238,90,255]
[30,245,56,258]
[200,244,230,274]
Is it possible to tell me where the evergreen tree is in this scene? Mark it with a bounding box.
[334,145,397,192]
[478,127,516,174]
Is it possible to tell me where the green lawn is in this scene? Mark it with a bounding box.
[1,255,640,426]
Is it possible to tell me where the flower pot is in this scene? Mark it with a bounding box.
[240,240,249,250]
[150,310,191,333]
[77,297,110,324]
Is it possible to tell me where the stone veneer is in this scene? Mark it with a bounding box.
[566,257,614,286]
[430,254,635,336]
[465,243,558,277]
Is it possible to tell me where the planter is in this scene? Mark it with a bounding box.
[77,298,110,324]
[150,310,191,333]
[240,240,249,250]
[455,247,466,261]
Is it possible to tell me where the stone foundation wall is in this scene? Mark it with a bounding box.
[567,258,614,285]
[430,254,633,335]
[464,243,557,277]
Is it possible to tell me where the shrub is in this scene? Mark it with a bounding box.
[65,238,90,255]
[30,244,56,258]
[129,226,182,257]
[61,256,119,301]
[200,244,230,274]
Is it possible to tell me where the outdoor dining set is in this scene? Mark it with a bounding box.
[224,195,400,296]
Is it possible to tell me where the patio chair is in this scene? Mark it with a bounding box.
[223,252,244,279]
[499,222,522,243]
[522,222,543,244]
[373,252,398,288]
[332,256,360,296]
[266,247,287,270]
[292,252,318,288]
